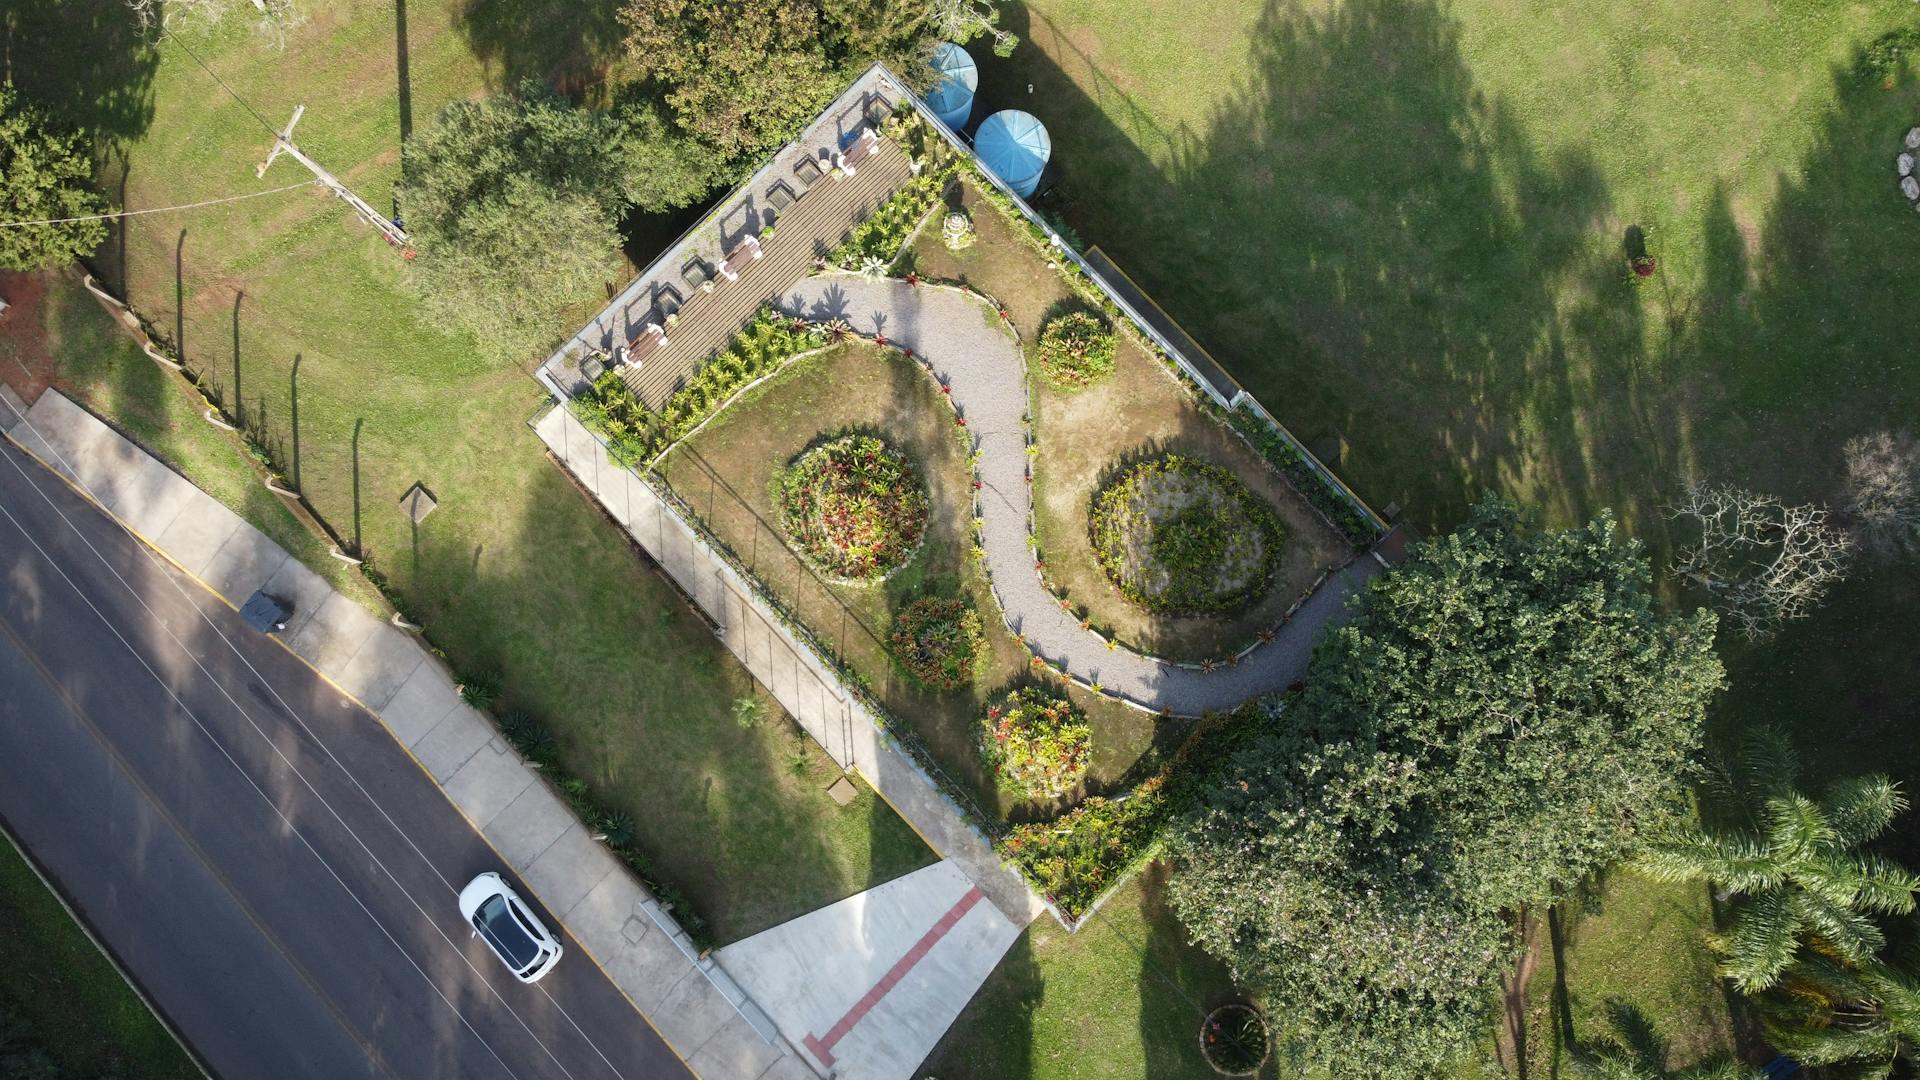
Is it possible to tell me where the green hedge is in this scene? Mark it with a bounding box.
[1001,700,1277,919]
[1226,406,1380,545]
[572,310,827,467]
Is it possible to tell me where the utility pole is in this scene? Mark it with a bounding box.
[257,105,412,254]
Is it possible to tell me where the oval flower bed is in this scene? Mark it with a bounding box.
[776,433,929,582]
[1089,454,1284,616]
[1034,311,1117,390]
[977,687,1091,799]
[889,597,986,691]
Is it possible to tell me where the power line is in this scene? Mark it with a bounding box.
[0,180,321,228]
[160,26,281,137]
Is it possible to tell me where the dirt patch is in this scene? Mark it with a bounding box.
[0,270,64,401]
[913,184,1352,662]
[661,341,1160,820]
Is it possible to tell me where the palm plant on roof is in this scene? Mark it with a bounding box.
[1633,729,1920,994]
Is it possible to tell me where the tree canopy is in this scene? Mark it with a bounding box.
[1167,498,1725,1077]
[619,0,937,160]
[398,82,625,358]
[0,83,111,271]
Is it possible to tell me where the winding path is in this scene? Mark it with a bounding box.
[776,276,1382,715]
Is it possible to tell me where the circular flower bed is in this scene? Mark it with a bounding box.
[775,433,928,581]
[977,687,1091,799]
[1199,1004,1269,1076]
[889,597,985,691]
[1034,311,1117,390]
[1089,454,1283,615]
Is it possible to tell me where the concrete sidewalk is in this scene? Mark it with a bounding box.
[1,387,812,1080]
[717,861,1021,1080]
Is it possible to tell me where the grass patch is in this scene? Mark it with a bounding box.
[0,830,199,1080]
[5,0,932,945]
[912,181,1351,663]
[922,863,1276,1080]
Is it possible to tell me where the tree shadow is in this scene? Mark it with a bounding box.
[1,0,158,142]
[455,0,625,95]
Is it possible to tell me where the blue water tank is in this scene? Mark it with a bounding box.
[924,42,977,131]
[975,110,1050,198]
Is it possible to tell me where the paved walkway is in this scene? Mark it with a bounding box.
[774,277,1381,714]
[716,862,1020,1080]
[1,387,812,1080]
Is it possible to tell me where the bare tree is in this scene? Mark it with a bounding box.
[1668,484,1853,640]
[125,0,302,42]
[930,0,1018,57]
[1842,431,1920,557]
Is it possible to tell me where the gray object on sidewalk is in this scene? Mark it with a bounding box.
[239,589,289,633]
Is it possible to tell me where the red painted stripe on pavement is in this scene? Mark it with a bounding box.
[803,885,987,1067]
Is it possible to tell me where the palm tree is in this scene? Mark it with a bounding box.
[1633,729,1920,993]
[1757,952,1920,1079]
[1570,1001,1762,1080]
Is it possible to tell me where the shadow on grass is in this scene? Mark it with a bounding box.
[455,0,624,95]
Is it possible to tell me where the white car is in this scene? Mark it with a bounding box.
[459,872,563,983]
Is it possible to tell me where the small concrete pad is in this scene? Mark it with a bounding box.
[332,625,426,712]
[411,706,493,780]
[485,782,582,872]
[260,555,341,640]
[198,526,291,604]
[151,490,246,579]
[377,662,461,747]
[687,1012,783,1080]
[649,969,737,1062]
[522,823,617,919]
[442,741,536,830]
[286,592,382,677]
[399,482,437,524]
[826,776,858,807]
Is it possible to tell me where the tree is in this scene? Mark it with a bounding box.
[610,91,724,213]
[1168,499,1724,1077]
[1757,952,1920,1078]
[124,0,303,41]
[1570,1003,1762,1080]
[930,0,1018,57]
[398,83,625,359]
[1842,431,1920,558]
[0,83,111,270]
[1633,731,1920,994]
[619,0,938,161]
[621,0,840,160]
[1668,483,1853,640]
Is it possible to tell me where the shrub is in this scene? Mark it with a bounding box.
[776,433,928,581]
[572,309,827,466]
[829,160,959,270]
[1089,454,1283,615]
[1859,27,1920,84]
[977,687,1091,799]
[888,597,985,691]
[458,670,502,711]
[0,85,112,270]
[1227,406,1378,544]
[1033,311,1117,390]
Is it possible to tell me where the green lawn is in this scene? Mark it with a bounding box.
[924,862,1278,1080]
[961,0,1920,1067]
[0,829,200,1079]
[3,0,931,946]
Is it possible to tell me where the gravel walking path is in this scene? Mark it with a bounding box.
[777,276,1380,715]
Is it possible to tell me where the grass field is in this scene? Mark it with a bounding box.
[0,829,200,1080]
[1,0,931,946]
[972,0,1920,1067]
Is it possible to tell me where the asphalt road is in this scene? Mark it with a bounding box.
[0,437,693,1080]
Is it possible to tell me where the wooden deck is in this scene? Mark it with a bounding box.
[621,138,915,408]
